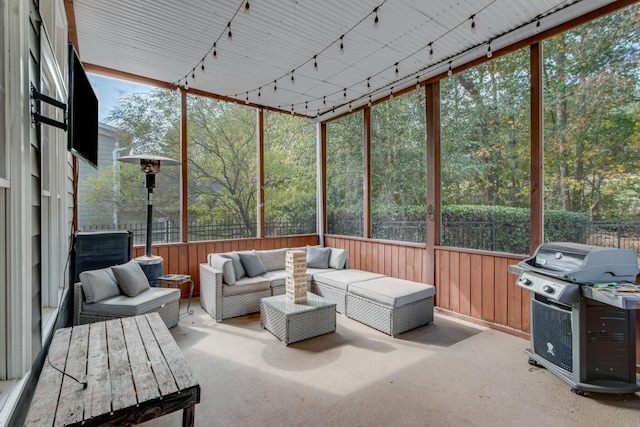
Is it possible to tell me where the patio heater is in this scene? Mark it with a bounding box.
[117,154,180,285]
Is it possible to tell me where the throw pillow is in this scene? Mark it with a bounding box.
[257,248,287,271]
[111,260,151,297]
[307,246,331,269]
[209,254,236,285]
[79,267,121,303]
[222,252,246,280]
[238,252,268,277]
[329,248,348,269]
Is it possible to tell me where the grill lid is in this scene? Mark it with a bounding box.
[520,242,639,284]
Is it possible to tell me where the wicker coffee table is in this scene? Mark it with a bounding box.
[260,292,336,346]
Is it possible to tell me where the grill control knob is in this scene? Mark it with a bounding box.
[519,278,533,286]
[542,285,555,294]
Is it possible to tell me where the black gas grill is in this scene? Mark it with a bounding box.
[512,242,640,395]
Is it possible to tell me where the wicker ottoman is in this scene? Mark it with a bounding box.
[260,292,336,346]
[346,277,435,337]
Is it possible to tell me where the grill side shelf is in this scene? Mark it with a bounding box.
[581,286,640,310]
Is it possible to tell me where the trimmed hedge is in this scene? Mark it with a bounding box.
[328,205,588,255]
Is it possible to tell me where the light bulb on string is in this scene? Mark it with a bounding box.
[192,71,195,80]
[245,93,249,104]
[390,87,394,99]
[373,7,379,28]
[305,101,308,111]
[213,43,217,59]
[313,55,318,70]
[185,79,189,90]
[416,77,420,89]
[470,15,477,34]
[258,87,261,97]
[244,1,250,13]
[535,19,541,33]
[368,96,372,107]
[290,70,295,84]
[227,22,232,40]
[487,41,492,58]
[201,62,205,72]
[349,103,353,112]
[343,88,347,98]
[429,43,434,59]
[447,62,452,76]
[274,80,277,92]
[395,63,399,75]
[339,35,344,54]
[291,105,294,115]
[323,96,326,106]
[367,77,371,89]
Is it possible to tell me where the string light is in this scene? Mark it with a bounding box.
[213,43,217,59]
[185,79,189,90]
[447,62,452,76]
[323,96,326,106]
[487,41,492,58]
[245,93,249,104]
[367,77,371,89]
[429,43,434,59]
[227,22,232,40]
[305,101,308,110]
[373,7,379,28]
[470,15,477,33]
[291,105,294,115]
[244,0,250,13]
[258,87,261,97]
[313,55,318,70]
[191,71,195,80]
[416,77,420,89]
[339,35,344,53]
[343,88,347,98]
[349,103,353,112]
[535,19,541,33]
[201,63,205,71]
[390,87,394,99]
[273,80,277,92]
[395,62,399,75]
[368,96,372,107]
[290,70,295,84]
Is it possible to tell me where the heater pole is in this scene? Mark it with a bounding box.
[145,173,156,258]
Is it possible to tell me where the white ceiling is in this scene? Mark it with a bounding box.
[72,0,621,120]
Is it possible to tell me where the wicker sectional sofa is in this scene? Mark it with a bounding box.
[200,247,436,337]
[199,246,348,321]
[74,259,180,328]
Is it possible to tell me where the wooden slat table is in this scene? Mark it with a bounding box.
[25,313,200,426]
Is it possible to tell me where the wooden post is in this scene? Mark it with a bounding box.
[530,42,543,254]
[425,82,441,285]
[257,109,265,238]
[181,89,188,242]
[363,108,371,239]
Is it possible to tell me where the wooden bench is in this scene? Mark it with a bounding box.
[25,312,200,426]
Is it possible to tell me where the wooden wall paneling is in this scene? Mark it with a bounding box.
[506,259,522,330]
[384,244,392,276]
[459,252,471,316]
[494,257,509,326]
[391,245,399,278]
[167,245,179,273]
[481,255,495,322]
[437,250,450,309]
[189,243,200,293]
[365,240,373,272]
[449,251,460,313]
[413,248,422,283]
[470,254,483,318]
[405,247,415,281]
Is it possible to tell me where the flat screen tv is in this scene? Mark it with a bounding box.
[68,43,99,168]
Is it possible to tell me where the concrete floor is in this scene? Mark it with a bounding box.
[144,299,640,427]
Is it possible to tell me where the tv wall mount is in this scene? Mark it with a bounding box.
[30,83,68,131]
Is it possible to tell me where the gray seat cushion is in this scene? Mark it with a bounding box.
[82,287,179,316]
[313,269,385,291]
[306,267,335,281]
[222,276,270,296]
[262,270,287,287]
[349,277,436,308]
